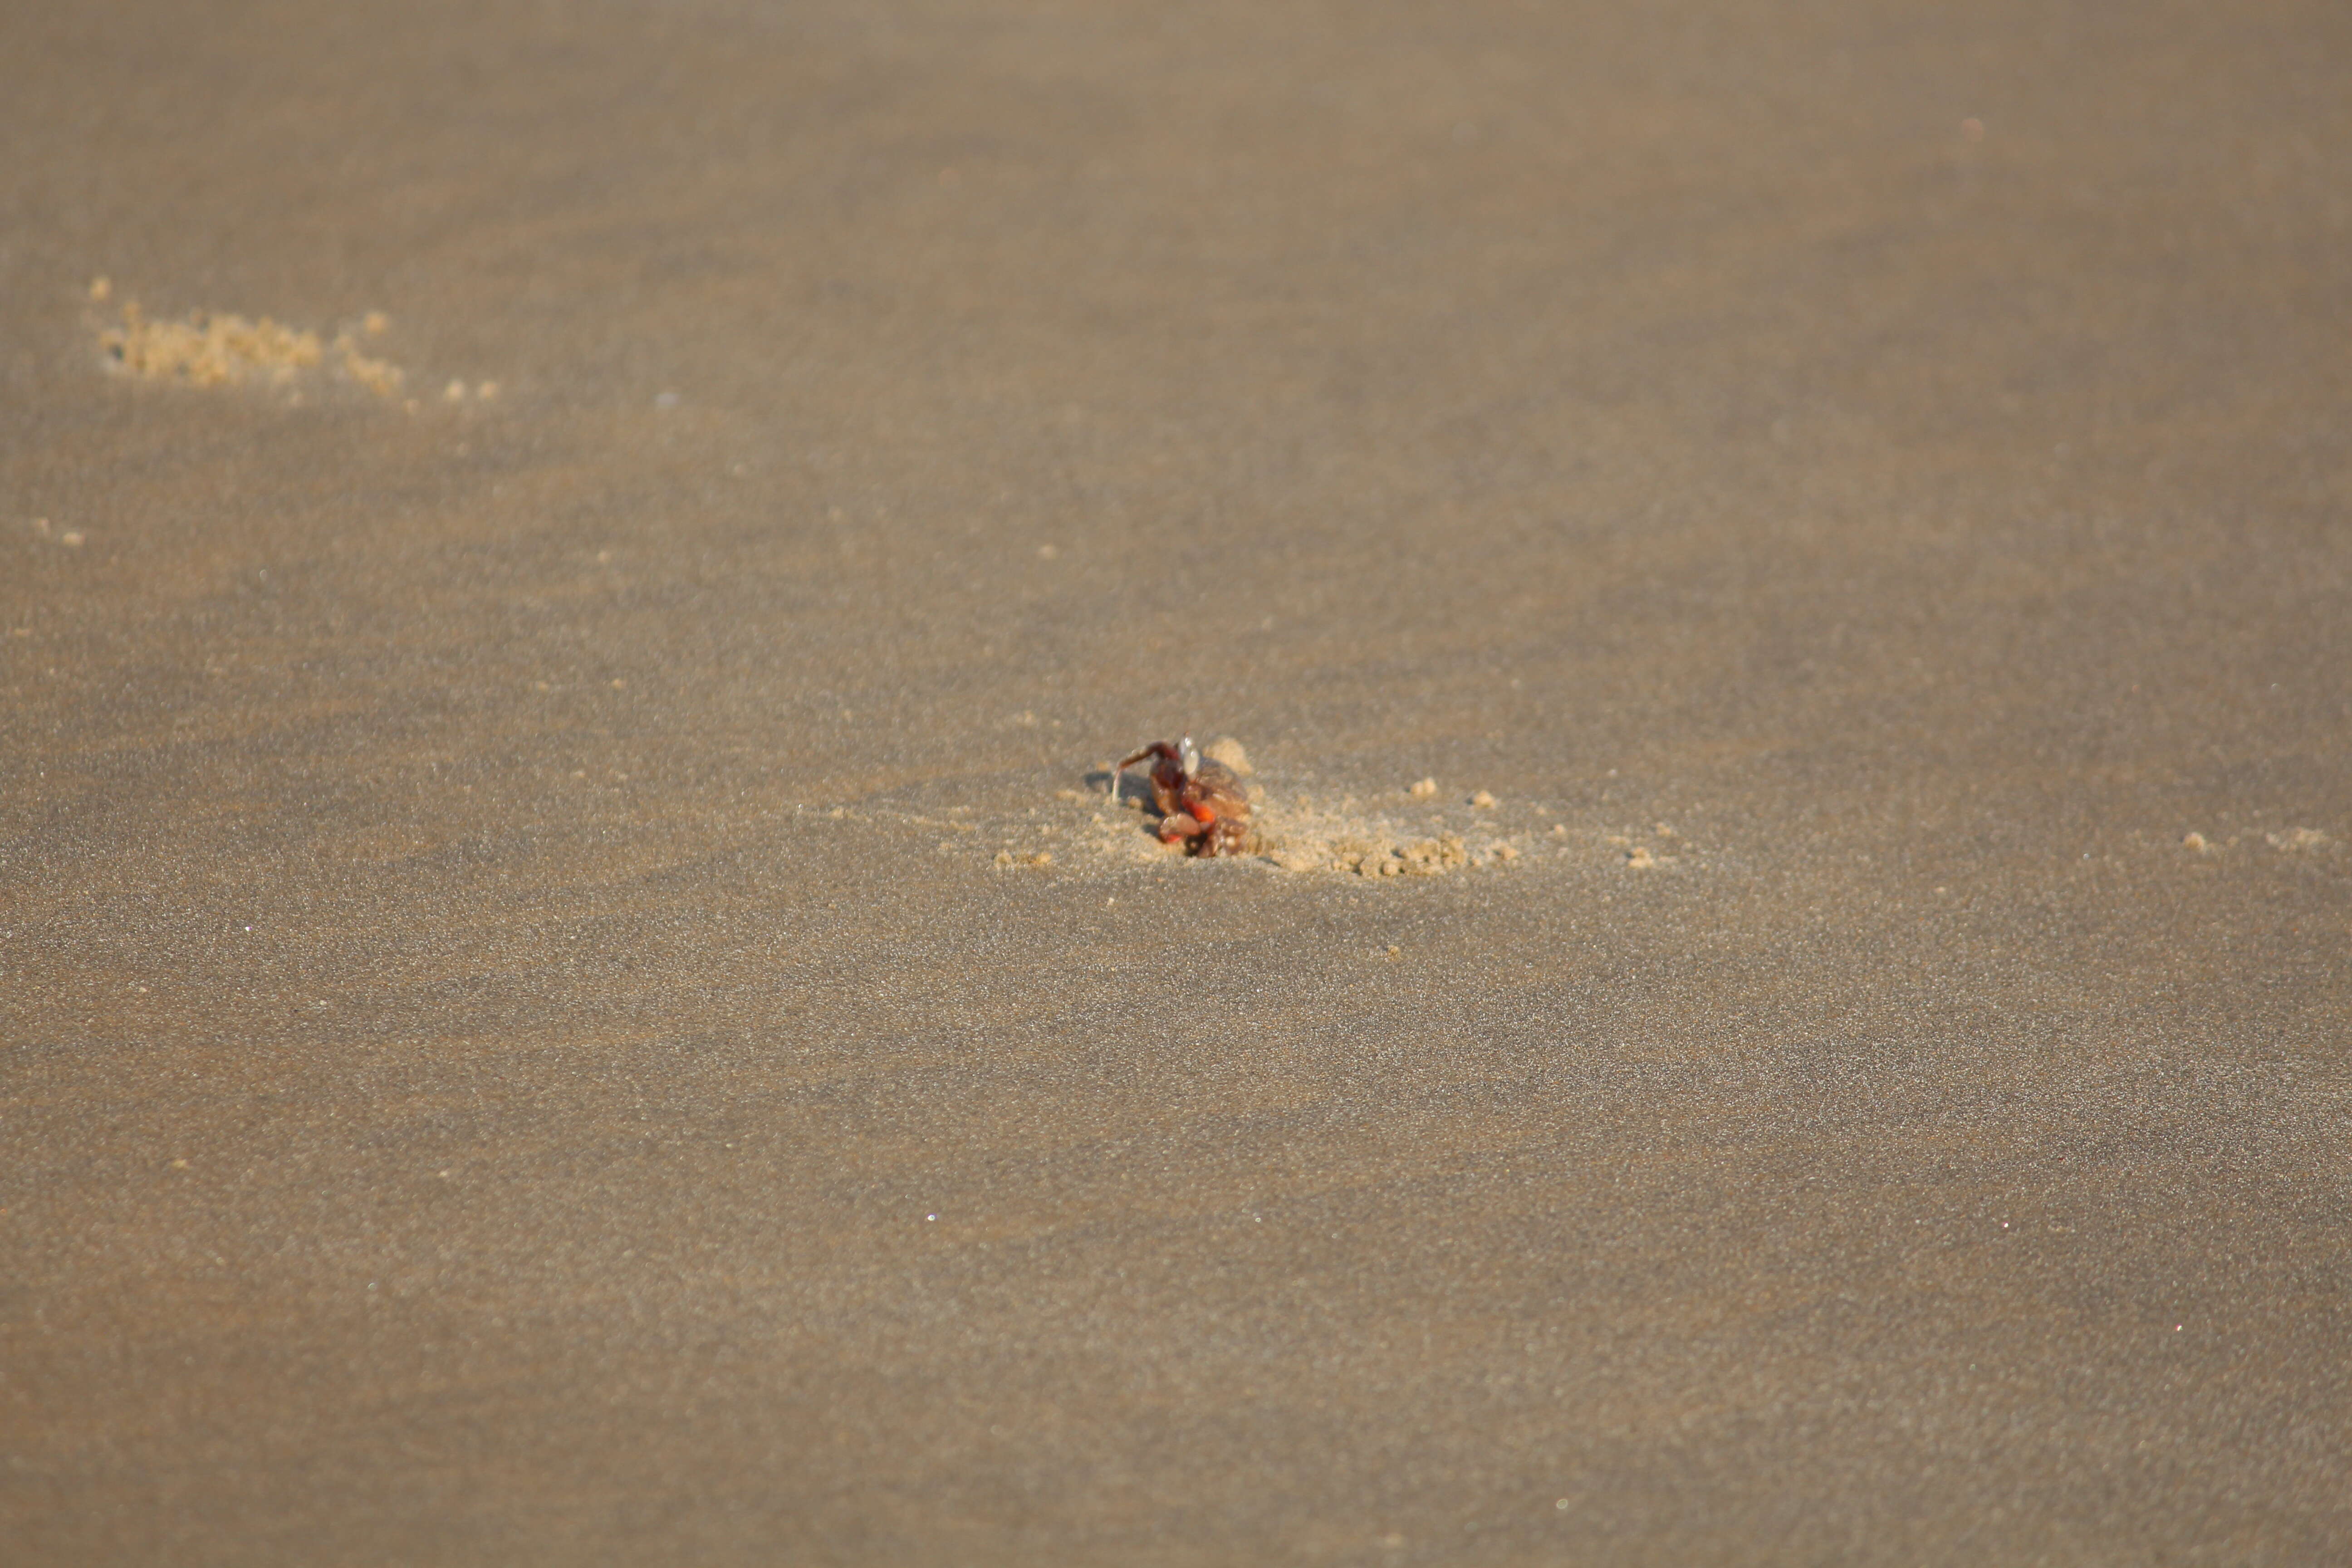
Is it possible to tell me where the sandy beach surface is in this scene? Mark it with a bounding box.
[5,1,2347,1562]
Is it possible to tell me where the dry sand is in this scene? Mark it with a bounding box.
[3,1,2348,1563]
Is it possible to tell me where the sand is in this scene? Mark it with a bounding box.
[3,1,2348,1563]
[92,293,411,399]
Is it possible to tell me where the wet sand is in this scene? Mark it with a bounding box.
[4,1,2348,1562]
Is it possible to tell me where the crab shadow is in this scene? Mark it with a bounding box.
[1082,768,1155,810]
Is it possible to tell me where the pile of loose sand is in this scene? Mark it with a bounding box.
[1253,800,1515,877]
[93,284,407,397]
[99,302,324,386]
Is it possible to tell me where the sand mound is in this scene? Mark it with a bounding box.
[1250,793,1517,876]
[94,290,408,398]
[100,303,323,386]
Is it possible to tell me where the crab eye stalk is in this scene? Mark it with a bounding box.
[1179,735,1200,779]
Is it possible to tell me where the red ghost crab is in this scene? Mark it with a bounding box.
[1112,735,1253,857]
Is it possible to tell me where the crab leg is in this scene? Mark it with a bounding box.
[1112,741,1179,803]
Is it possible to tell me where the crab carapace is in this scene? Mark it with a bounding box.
[1112,735,1252,857]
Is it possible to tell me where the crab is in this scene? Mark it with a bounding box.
[1112,735,1253,857]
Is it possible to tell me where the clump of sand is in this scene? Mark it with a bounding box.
[1202,736,1252,774]
[1254,796,1518,876]
[334,322,406,398]
[94,289,407,398]
[99,303,323,387]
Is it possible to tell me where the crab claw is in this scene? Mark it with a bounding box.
[1156,802,1214,844]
